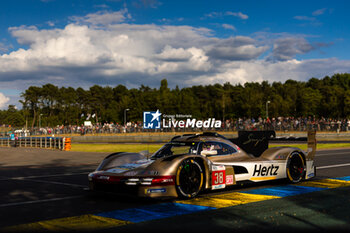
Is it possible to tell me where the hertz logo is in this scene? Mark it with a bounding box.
[253,164,279,176]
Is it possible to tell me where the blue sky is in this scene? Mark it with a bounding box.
[0,0,349,108]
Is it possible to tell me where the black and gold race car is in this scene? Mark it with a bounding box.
[88,131,316,198]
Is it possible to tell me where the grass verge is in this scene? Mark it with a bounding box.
[71,143,350,153]
[270,143,350,150]
[70,143,163,153]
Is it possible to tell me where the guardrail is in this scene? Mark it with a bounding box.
[0,137,72,151]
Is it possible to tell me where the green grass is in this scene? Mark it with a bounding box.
[269,144,308,150]
[270,143,350,150]
[71,143,163,153]
[71,143,350,153]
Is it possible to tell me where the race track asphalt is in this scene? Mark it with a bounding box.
[1,147,350,233]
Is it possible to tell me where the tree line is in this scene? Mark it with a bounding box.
[1,73,350,128]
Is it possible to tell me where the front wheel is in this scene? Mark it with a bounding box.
[175,159,204,199]
[286,152,305,183]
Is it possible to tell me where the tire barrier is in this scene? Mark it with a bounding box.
[0,137,67,150]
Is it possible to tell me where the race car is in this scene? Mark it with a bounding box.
[88,130,316,199]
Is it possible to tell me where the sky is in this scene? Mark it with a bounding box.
[0,0,349,108]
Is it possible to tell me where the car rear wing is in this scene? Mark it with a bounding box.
[229,130,316,158]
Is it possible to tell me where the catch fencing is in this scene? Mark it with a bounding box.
[0,137,72,151]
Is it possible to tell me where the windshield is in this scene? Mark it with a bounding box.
[151,142,199,159]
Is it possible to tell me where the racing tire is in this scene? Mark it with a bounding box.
[175,159,204,199]
[286,152,305,183]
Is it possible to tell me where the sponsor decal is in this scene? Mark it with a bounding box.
[305,161,315,180]
[143,110,162,129]
[275,155,286,160]
[253,164,279,176]
[97,175,110,180]
[212,165,225,171]
[243,133,266,147]
[146,188,166,194]
[212,165,226,190]
[141,170,160,175]
[124,171,138,176]
[226,175,234,185]
[212,184,225,190]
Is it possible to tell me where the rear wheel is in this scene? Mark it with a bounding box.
[286,152,305,183]
[175,159,203,199]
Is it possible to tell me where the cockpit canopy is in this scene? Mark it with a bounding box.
[151,140,238,159]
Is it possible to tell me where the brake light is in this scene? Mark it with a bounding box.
[94,175,122,183]
[151,176,175,186]
[109,176,122,182]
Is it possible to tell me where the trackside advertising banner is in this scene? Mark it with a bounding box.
[143,110,222,129]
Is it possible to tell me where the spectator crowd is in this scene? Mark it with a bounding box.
[3,116,350,137]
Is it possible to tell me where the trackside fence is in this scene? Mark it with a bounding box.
[0,137,72,151]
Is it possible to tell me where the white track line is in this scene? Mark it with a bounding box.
[317,163,350,170]
[0,195,84,208]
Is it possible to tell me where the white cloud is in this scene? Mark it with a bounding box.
[70,9,131,26]
[0,10,348,96]
[270,37,314,61]
[207,44,269,61]
[0,92,9,109]
[312,8,327,16]
[203,12,222,19]
[203,11,248,20]
[0,42,10,53]
[268,37,334,61]
[226,11,249,20]
[294,16,316,21]
[206,36,269,61]
[47,21,55,27]
[155,45,193,61]
[133,0,162,9]
[222,24,236,31]
[186,58,350,86]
